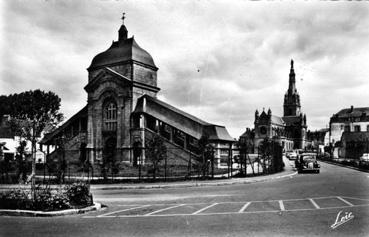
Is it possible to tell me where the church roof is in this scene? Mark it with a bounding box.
[205,125,234,141]
[39,106,88,145]
[271,115,285,126]
[88,37,157,70]
[134,95,233,141]
[282,116,301,126]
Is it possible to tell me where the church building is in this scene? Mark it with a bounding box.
[40,15,234,169]
[252,60,308,151]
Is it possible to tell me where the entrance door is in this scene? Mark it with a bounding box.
[132,141,142,167]
[103,137,117,164]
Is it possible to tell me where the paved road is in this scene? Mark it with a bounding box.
[1,161,368,236]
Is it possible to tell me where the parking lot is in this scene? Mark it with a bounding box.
[83,196,369,218]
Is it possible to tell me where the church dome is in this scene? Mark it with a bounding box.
[88,14,157,71]
[88,37,157,70]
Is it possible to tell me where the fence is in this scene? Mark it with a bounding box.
[0,142,284,184]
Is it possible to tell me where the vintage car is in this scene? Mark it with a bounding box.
[286,151,298,160]
[358,153,369,168]
[296,153,320,173]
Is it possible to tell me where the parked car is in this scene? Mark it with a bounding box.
[359,153,369,168]
[286,151,298,160]
[317,152,331,161]
[296,153,320,173]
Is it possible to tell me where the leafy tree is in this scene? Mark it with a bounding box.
[146,134,167,180]
[5,90,63,190]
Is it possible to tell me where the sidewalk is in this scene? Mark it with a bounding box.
[318,159,369,173]
[0,157,297,191]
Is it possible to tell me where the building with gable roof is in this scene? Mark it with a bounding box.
[40,15,234,170]
[328,106,369,159]
[329,106,369,145]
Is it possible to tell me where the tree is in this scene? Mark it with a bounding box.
[146,134,167,180]
[198,135,214,178]
[15,140,28,183]
[6,90,63,190]
[258,138,272,174]
[237,140,247,176]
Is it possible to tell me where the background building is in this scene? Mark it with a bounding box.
[329,106,369,145]
[329,106,369,159]
[253,60,307,152]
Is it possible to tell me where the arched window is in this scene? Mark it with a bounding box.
[103,101,117,131]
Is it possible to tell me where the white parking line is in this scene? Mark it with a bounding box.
[309,199,320,209]
[341,196,369,201]
[238,202,251,213]
[97,205,150,217]
[96,203,369,218]
[192,203,218,215]
[337,197,354,206]
[279,200,285,211]
[144,204,185,216]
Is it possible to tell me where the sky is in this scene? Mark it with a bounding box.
[1,1,369,138]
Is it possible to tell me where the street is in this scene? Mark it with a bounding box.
[1,161,369,237]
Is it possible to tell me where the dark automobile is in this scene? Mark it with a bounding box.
[296,153,320,173]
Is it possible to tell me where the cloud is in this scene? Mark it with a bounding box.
[1,1,369,138]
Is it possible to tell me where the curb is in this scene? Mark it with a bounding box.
[0,203,102,217]
[318,159,369,173]
[91,171,298,190]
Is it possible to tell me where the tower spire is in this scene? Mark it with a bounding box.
[118,12,128,41]
[121,12,126,25]
[283,59,301,116]
[288,58,296,92]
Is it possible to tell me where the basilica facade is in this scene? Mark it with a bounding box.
[40,17,234,168]
[251,60,308,152]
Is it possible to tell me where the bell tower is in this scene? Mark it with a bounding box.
[283,59,301,116]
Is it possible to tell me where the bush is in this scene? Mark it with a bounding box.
[65,182,92,207]
[0,189,32,210]
[33,186,71,211]
[0,182,93,211]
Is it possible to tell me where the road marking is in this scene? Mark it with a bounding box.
[309,199,320,209]
[341,196,369,201]
[97,205,150,217]
[192,203,218,215]
[144,204,185,216]
[337,197,354,206]
[117,204,151,207]
[85,196,369,218]
[91,203,369,218]
[279,200,285,211]
[109,196,340,207]
[238,202,251,213]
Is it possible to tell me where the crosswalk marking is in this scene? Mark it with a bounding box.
[97,205,150,217]
[279,200,285,211]
[192,203,218,215]
[336,197,354,206]
[238,202,251,213]
[144,204,185,216]
[309,199,320,209]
